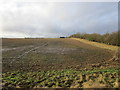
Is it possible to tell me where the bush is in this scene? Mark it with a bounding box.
[69,31,119,46]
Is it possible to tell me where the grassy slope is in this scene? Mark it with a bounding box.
[71,38,119,51]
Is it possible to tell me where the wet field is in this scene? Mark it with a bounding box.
[2,38,117,72]
[2,38,119,88]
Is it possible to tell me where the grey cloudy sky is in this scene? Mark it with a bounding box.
[0,1,118,38]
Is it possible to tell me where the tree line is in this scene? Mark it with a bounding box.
[69,31,119,46]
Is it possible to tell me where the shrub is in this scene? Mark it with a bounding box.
[69,31,119,46]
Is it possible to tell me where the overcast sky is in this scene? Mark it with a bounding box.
[0,2,118,38]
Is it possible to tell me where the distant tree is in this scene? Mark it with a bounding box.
[69,31,119,46]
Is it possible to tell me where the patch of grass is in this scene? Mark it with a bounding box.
[2,68,119,88]
[71,38,119,51]
[81,68,119,74]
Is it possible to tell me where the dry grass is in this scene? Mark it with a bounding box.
[71,38,119,51]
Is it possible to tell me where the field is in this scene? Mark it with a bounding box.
[2,38,120,88]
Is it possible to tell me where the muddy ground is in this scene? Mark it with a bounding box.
[2,38,119,72]
[2,38,120,89]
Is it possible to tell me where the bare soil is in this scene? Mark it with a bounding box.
[2,38,119,72]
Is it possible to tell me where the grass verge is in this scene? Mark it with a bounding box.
[71,38,119,51]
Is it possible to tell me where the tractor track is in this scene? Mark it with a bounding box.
[7,42,49,66]
[17,42,47,58]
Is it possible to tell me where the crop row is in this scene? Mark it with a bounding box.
[2,69,119,89]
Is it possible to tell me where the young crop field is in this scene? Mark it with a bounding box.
[2,38,120,89]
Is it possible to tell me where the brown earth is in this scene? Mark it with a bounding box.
[2,38,119,72]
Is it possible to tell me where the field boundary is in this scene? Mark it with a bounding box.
[71,38,119,51]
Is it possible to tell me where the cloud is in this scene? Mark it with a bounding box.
[1,2,118,38]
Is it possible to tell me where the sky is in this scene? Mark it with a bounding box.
[0,1,118,38]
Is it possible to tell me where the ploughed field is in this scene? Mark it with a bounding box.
[2,38,120,88]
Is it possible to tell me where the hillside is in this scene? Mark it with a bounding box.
[2,38,119,88]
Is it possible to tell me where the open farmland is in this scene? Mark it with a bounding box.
[2,38,120,88]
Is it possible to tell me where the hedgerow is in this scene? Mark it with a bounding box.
[69,31,119,46]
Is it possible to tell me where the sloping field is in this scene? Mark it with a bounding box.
[2,38,120,88]
[2,38,118,72]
